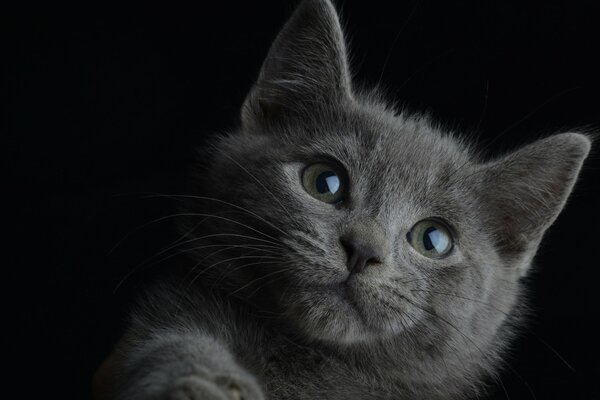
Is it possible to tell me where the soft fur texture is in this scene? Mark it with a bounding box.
[107,1,591,399]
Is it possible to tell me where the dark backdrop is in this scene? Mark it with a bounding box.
[5,1,599,399]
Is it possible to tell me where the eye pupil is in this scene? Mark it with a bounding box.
[315,171,340,194]
[422,226,437,251]
[423,226,450,254]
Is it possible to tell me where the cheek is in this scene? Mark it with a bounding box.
[386,244,431,287]
[427,264,489,319]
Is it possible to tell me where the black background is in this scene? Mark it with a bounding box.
[5,0,600,399]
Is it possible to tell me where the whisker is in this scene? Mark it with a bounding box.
[171,232,285,250]
[245,267,294,299]
[216,150,299,225]
[441,87,581,190]
[142,193,291,239]
[106,212,209,256]
[403,297,528,400]
[412,288,575,373]
[113,239,283,294]
[278,281,295,305]
[212,258,286,285]
[376,0,422,86]
[185,255,283,290]
[229,267,294,296]
[151,212,285,244]
[224,258,285,276]
[177,256,284,306]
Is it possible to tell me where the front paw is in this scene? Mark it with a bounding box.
[167,375,264,400]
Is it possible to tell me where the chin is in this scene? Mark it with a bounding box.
[283,283,409,344]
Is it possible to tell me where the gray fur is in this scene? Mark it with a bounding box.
[109,0,591,399]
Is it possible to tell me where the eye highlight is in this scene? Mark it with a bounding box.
[301,162,346,204]
[407,219,453,258]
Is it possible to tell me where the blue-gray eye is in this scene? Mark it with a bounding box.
[407,219,453,258]
[302,162,346,203]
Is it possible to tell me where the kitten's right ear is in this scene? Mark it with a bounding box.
[241,0,353,130]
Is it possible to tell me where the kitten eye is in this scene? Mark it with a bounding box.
[407,219,453,258]
[301,162,346,204]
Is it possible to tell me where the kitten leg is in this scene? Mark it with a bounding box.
[105,331,264,400]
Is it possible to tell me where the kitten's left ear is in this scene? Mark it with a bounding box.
[241,0,352,129]
[477,133,591,273]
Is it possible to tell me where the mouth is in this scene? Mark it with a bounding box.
[282,278,410,343]
[335,281,361,308]
[314,280,370,325]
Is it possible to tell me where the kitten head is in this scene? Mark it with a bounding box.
[184,0,590,355]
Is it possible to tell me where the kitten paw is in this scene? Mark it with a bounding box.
[167,375,264,400]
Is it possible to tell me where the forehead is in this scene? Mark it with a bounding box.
[282,111,475,216]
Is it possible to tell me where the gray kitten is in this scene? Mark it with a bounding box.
[102,0,591,399]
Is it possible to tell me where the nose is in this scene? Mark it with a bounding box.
[340,233,385,275]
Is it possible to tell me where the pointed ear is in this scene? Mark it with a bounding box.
[477,133,591,272]
[241,0,352,129]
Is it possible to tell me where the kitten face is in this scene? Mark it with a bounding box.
[183,0,590,353]
[191,108,515,345]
